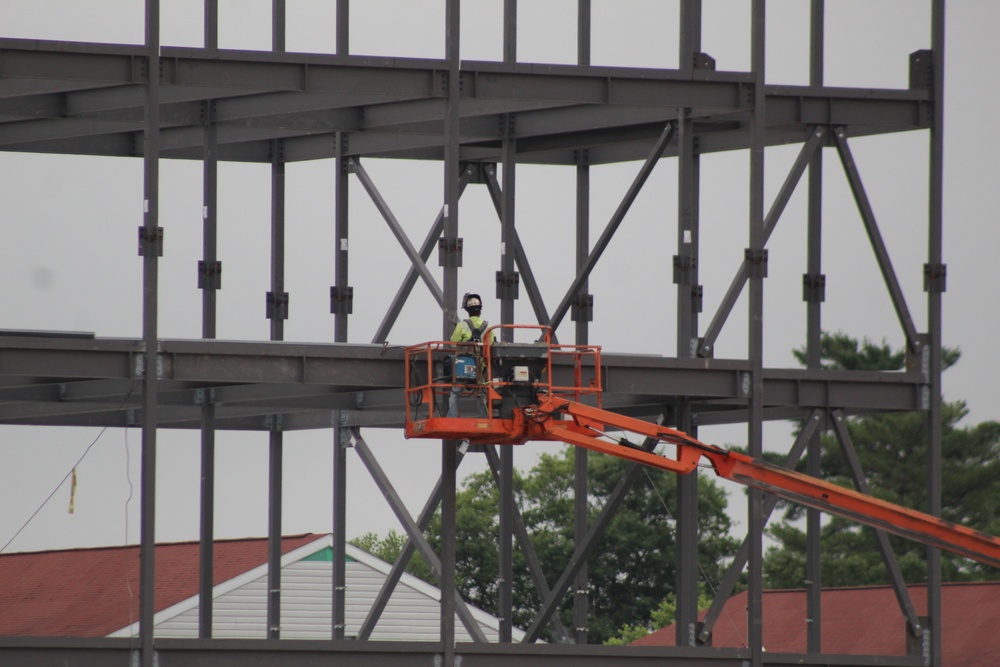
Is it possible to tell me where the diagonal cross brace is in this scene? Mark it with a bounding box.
[522,424,667,643]
[372,164,474,344]
[697,409,823,643]
[482,445,571,642]
[700,126,827,357]
[351,430,487,642]
[547,122,675,334]
[483,164,553,329]
[350,157,446,311]
[833,128,920,353]
[830,410,923,637]
[356,447,467,640]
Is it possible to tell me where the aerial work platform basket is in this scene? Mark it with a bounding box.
[404,324,602,444]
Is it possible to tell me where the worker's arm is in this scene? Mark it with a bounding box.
[450,322,469,343]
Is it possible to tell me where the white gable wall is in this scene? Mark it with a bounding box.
[110,536,520,642]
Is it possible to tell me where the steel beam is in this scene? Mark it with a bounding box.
[830,411,922,637]
[441,3,463,659]
[138,4,161,666]
[372,165,473,345]
[482,446,571,643]
[0,337,929,432]
[547,123,675,333]
[266,1,288,623]
[572,4,591,636]
[497,78,517,641]
[350,158,446,309]
[332,117,350,640]
[833,129,920,352]
[331,4,350,626]
[926,3,946,664]
[351,431,487,643]
[699,126,825,357]
[747,2,766,664]
[0,39,929,166]
[697,409,822,644]
[357,449,467,641]
[522,429,666,643]
[0,638,928,667]
[805,2,825,651]
[198,80,219,635]
[483,165,551,328]
[675,2,703,640]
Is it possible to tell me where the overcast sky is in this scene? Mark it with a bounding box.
[0,1,997,558]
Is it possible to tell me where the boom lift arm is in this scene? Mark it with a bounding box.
[528,396,1000,569]
[404,326,1000,570]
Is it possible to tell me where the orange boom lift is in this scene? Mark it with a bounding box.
[404,325,1000,569]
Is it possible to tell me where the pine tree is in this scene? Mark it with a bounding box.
[763,333,1000,587]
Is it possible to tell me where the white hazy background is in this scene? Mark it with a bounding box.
[0,1,997,559]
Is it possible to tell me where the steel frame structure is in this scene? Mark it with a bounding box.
[0,1,948,667]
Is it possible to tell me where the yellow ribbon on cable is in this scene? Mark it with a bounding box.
[69,467,77,514]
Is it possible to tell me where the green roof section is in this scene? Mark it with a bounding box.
[302,546,356,563]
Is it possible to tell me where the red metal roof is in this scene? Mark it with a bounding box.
[0,534,322,637]
[634,582,1000,665]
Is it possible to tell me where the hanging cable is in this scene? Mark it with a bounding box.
[642,466,747,648]
[0,380,139,554]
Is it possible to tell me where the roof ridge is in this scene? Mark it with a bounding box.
[0,532,323,557]
[746,580,1000,595]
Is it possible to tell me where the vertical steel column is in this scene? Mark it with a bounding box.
[503,0,517,65]
[336,0,349,60]
[331,0,350,641]
[572,162,590,645]
[197,128,218,638]
[747,1,766,664]
[573,0,591,644]
[441,0,461,661]
[331,146,349,639]
[266,0,286,641]
[676,3,702,355]
[267,175,285,638]
[265,328,285,626]
[926,1,946,664]
[201,12,219,336]
[204,0,218,53]
[521,433,662,643]
[497,0,517,644]
[197,0,219,640]
[804,0,824,653]
[357,452,468,640]
[441,3,460,334]
[269,7,287,342]
[695,411,823,645]
[197,400,216,639]
[674,0,702,645]
[139,1,161,665]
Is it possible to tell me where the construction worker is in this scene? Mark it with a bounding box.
[447,293,494,417]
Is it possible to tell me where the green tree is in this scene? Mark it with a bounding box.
[763,333,1000,588]
[351,529,435,584]
[426,446,738,644]
[605,589,712,645]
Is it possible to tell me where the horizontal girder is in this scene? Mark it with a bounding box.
[0,637,925,667]
[0,38,930,165]
[0,334,926,430]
